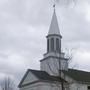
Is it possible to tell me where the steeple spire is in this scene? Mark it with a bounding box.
[46,6,62,53]
[48,6,61,37]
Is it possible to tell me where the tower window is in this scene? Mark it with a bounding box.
[56,38,60,52]
[51,38,54,51]
[47,39,49,52]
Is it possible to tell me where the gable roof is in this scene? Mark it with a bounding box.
[30,69,66,82]
[19,69,66,88]
[63,69,90,83]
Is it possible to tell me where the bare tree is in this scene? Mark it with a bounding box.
[64,47,79,69]
[46,48,75,90]
[61,48,75,90]
[0,76,15,90]
[64,48,74,65]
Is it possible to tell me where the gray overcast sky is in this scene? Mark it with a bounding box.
[0,0,90,88]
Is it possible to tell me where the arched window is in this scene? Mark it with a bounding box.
[51,38,54,51]
[56,38,60,52]
[47,39,49,52]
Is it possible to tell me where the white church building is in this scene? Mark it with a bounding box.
[18,7,90,90]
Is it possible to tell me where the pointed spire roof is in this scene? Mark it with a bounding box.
[48,9,61,36]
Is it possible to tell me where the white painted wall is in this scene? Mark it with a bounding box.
[41,56,68,76]
[69,83,88,90]
[20,82,61,90]
[20,73,90,90]
[41,57,59,76]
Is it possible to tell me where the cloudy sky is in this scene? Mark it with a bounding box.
[0,0,90,89]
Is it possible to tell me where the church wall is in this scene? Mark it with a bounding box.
[41,57,60,76]
[61,73,75,83]
[41,57,68,76]
[60,59,68,70]
[69,83,88,90]
[20,82,61,90]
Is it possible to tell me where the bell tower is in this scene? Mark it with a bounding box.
[47,8,62,54]
[40,6,68,76]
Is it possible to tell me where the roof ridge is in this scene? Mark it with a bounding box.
[28,69,50,74]
[68,68,90,73]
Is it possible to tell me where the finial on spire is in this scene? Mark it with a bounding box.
[53,0,56,10]
[53,4,55,8]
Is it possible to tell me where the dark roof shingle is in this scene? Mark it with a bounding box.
[29,69,66,82]
[63,69,90,83]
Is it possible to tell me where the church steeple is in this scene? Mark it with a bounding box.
[48,8,61,36]
[47,8,62,53]
[40,6,68,76]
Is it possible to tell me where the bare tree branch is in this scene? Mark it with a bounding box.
[0,76,16,90]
